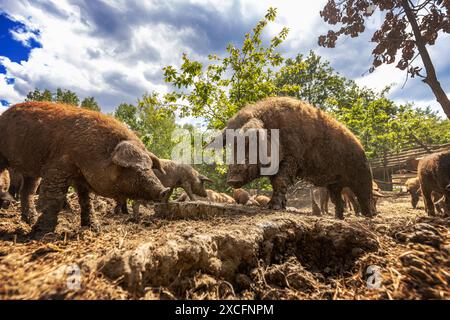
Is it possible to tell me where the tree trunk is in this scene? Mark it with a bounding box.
[401,0,450,119]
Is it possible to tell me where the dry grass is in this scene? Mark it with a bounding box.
[0,193,448,300]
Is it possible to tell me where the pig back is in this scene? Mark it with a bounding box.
[0,102,141,177]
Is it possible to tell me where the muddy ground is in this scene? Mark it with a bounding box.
[0,192,448,300]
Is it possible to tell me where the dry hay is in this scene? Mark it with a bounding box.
[0,193,448,300]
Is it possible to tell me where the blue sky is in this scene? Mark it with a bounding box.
[0,0,449,118]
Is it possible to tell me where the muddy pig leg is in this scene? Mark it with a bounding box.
[269,157,297,210]
[20,176,40,225]
[114,199,128,215]
[328,184,344,220]
[349,193,361,216]
[30,169,70,237]
[420,183,435,216]
[75,180,100,232]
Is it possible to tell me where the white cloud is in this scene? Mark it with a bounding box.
[0,0,449,118]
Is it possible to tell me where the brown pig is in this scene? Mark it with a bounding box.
[405,177,421,209]
[417,151,450,216]
[120,160,212,215]
[233,188,250,205]
[220,97,375,219]
[0,102,170,236]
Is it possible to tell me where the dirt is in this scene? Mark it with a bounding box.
[0,192,448,300]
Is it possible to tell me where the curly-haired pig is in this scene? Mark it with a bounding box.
[217,97,375,219]
[116,160,212,215]
[0,102,170,236]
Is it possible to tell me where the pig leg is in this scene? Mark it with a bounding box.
[114,199,129,215]
[121,201,129,214]
[322,190,330,215]
[420,184,435,216]
[409,191,419,209]
[328,184,344,220]
[182,185,195,200]
[30,170,70,237]
[74,180,99,231]
[353,189,374,217]
[20,176,40,225]
[269,157,297,210]
[349,194,361,216]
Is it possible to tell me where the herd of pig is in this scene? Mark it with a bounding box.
[0,97,448,239]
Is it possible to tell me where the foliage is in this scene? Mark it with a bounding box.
[163,7,301,129]
[114,92,177,159]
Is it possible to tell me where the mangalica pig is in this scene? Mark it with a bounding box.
[0,102,170,236]
[233,188,250,205]
[221,97,374,219]
[119,160,212,215]
[8,168,23,200]
[405,177,421,209]
[417,151,450,216]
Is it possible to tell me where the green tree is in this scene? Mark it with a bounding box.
[114,92,177,159]
[319,0,450,118]
[80,96,100,112]
[25,88,53,102]
[164,7,300,129]
[276,51,350,110]
[55,88,79,106]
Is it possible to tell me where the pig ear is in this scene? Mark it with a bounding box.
[112,140,152,170]
[199,175,213,184]
[148,153,166,174]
